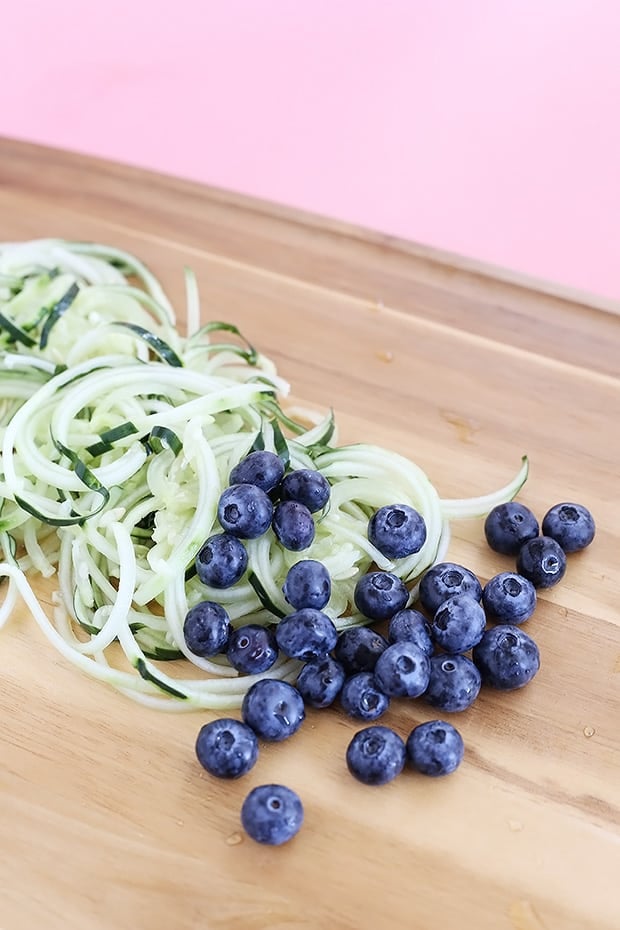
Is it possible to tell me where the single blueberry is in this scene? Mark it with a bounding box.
[229,450,285,493]
[430,594,486,654]
[226,624,278,674]
[354,571,409,621]
[368,504,427,559]
[424,654,481,712]
[484,501,539,556]
[272,500,315,551]
[217,484,273,539]
[472,624,540,690]
[195,532,248,588]
[340,671,390,721]
[195,718,258,779]
[373,641,431,698]
[240,784,304,845]
[183,601,231,657]
[280,468,330,513]
[406,720,464,776]
[296,655,345,708]
[346,725,406,785]
[241,678,305,741]
[282,559,331,610]
[482,572,537,624]
[418,562,482,615]
[388,608,434,656]
[541,502,596,553]
[516,536,567,588]
[334,626,389,674]
[275,608,338,661]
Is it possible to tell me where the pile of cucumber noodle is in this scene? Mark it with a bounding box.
[0,239,528,710]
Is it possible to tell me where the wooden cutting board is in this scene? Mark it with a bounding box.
[0,139,618,930]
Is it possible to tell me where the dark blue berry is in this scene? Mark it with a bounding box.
[346,725,406,785]
[418,562,482,615]
[296,656,345,708]
[516,536,567,588]
[484,502,539,556]
[272,500,315,551]
[280,469,330,513]
[195,533,248,588]
[340,671,390,721]
[334,626,389,674]
[195,718,258,779]
[406,720,464,776]
[472,625,540,690]
[542,502,596,553]
[424,654,481,712]
[275,608,338,661]
[217,484,273,539]
[354,571,409,621]
[240,784,303,845]
[368,504,427,559]
[482,572,536,624]
[431,594,486,654]
[229,450,285,492]
[226,624,278,674]
[183,601,231,657]
[282,559,331,610]
[373,641,431,697]
[388,608,434,656]
[241,679,305,741]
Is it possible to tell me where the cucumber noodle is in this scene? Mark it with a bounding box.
[0,239,528,710]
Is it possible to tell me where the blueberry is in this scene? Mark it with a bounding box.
[183,601,231,657]
[424,654,481,712]
[406,720,464,776]
[229,450,285,493]
[354,571,409,621]
[373,641,431,697]
[226,624,278,674]
[387,608,434,656]
[296,656,345,708]
[472,625,540,690]
[280,468,330,513]
[272,500,315,551]
[275,608,338,661]
[217,484,273,539]
[516,536,567,588]
[484,502,539,556]
[340,672,390,721]
[195,718,258,779]
[241,678,305,741]
[542,502,596,553]
[195,533,248,588]
[346,725,406,785]
[430,594,486,654]
[418,562,482,615]
[240,784,304,845]
[482,572,536,624]
[368,504,427,559]
[333,626,389,674]
[282,559,331,610]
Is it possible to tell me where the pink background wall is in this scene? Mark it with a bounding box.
[2,1,619,300]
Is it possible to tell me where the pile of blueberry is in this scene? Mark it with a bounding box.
[187,447,595,846]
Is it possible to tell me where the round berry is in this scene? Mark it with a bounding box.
[183,601,231,657]
[346,725,406,785]
[516,536,567,588]
[226,624,278,674]
[275,608,338,661]
[195,718,258,779]
[296,656,345,708]
[484,502,539,556]
[340,672,390,721]
[368,504,427,559]
[334,626,389,674]
[280,469,330,512]
[373,641,431,698]
[241,784,303,845]
[241,679,305,741]
[482,572,536,624]
[424,654,481,712]
[272,500,315,551]
[418,562,482,615]
[282,559,331,610]
[431,594,486,654]
[406,720,464,776]
[541,502,596,553]
[472,625,540,690]
[195,533,248,588]
[388,608,434,655]
[229,450,285,492]
[217,484,273,539]
[354,571,409,621]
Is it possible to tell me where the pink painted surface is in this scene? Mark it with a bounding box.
[2,1,619,299]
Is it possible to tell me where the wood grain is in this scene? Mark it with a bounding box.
[0,139,619,930]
